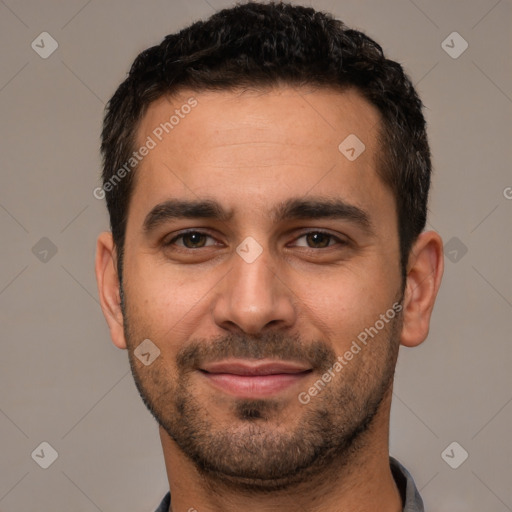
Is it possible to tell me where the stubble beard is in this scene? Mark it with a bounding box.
[122,292,403,492]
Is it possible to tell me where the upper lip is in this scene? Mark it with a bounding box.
[200,359,312,376]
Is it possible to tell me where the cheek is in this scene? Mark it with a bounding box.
[124,253,217,340]
[293,263,398,344]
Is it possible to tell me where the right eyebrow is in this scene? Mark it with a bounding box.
[143,199,233,233]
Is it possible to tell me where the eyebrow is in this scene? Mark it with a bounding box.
[143,197,374,235]
[143,199,233,232]
[271,197,373,233]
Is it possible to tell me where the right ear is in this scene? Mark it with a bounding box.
[95,232,127,349]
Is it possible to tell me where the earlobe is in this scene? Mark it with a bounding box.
[400,231,444,348]
[95,232,127,350]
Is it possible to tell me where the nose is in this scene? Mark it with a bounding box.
[211,245,297,335]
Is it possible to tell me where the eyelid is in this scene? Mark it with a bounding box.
[164,228,349,249]
[289,229,350,248]
[164,229,220,247]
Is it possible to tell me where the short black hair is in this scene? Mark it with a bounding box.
[101,1,431,283]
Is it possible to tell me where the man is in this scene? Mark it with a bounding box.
[95,2,443,511]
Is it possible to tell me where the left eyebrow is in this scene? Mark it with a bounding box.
[271,197,375,235]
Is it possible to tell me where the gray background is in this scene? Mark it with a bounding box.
[0,0,511,510]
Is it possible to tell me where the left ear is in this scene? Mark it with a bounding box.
[400,230,444,347]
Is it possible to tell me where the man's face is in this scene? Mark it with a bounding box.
[120,86,403,488]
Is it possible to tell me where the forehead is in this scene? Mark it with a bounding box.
[130,86,392,224]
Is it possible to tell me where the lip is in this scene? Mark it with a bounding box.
[200,359,312,375]
[199,359,312,398]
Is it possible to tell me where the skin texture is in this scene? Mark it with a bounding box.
[96,86,444,512]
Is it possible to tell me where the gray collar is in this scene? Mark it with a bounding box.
[390,456,425,511]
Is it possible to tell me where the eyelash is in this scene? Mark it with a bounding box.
[164,229,349,250]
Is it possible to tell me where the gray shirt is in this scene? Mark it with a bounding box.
[154,457,424,512]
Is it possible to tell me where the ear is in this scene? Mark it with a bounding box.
[95,232,127,349]
[400,230,444,347]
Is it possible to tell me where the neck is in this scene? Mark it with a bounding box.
[160,391,402,512]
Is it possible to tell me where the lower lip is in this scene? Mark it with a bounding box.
[200,371,311,398]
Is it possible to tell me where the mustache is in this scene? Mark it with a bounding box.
[175,331,336,373]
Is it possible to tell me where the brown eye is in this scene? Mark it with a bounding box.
[181,232,207,248]
[166,231,216,249]
[293,231,343,249]
[305,232,332,248]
